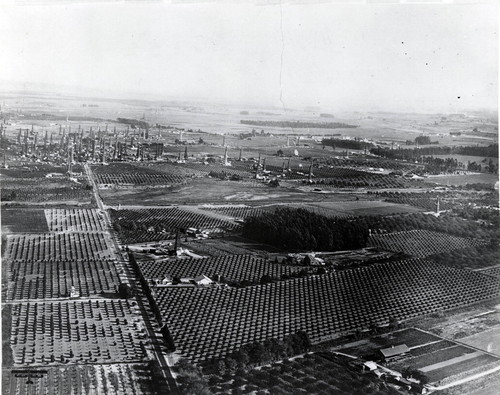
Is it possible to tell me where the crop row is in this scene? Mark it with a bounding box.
[44,209,106,232]
[4,233,114,262]
[10,300,147,366]
[367,230,487,257]
[198,206,267,220]
[154,259,500,363]
[110,208,237,244]
[95,173,185,186]
[7,259,119,300]
[138,255,302,284]
[2,363,155,395]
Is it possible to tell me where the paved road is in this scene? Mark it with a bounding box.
[84,163,179,393]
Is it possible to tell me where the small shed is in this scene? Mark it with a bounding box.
[379,344,410,361]
[363,361,378,371]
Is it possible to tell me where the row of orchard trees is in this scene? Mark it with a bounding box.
[242,208,369,251]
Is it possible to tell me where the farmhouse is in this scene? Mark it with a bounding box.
[194,275,213,286]
[379,344,410,361]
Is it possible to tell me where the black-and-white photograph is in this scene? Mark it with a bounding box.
[0,1,498,394]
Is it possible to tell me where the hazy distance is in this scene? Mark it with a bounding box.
[0,1,497,114]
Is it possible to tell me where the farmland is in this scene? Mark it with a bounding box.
[367,230,488,257]
[137,255,305,285]
[149,259,500,363]
[9,300,148,365]
[333,328,500,387]
[2,363,157,395]
[4,233,115,261]
[7,259,120,300]
[44,208,106,232]
[1,92,498,394]
[109,207,237,244]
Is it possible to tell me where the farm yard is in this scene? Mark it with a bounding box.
[367,230,488,257]
[9,300,148,366]
[7,259,120,300]
[333,328,500,387]
[3,233,115,261]
[149,259,500,363]
[137,255,305,285]
[2,363,156,395]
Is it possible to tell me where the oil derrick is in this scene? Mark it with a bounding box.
[126,126,130,138]
[24,129,29,153]
[282,161,286,172]
[257,153,261,168]
[297,136,301,146]
[140,144,145,161]
[238,148,242,161]
[113,137,118,159]
[184,146,188,160]
[262,158,266,171]
[50,132,53,149]
[3,152,6,168]
[33,133,38,152]
[136,143,141,160]
[287,157,291,171]
[44,131,48,149]
[67,145,73,173]
[308,162,314,182]
[91,139,96,161]
[286,136,290,147]
[436,197,440,214]
[105,124,108,132]
[145,126,149,140]
[178,150,181,161]
[223,146,228,165]
[222,134,226,147]
[179,130,183,142]
[17,129,22,144]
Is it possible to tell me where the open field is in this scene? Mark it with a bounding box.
[460,325,500,355]
[2,363,156,395]
[1,209,49,233]
[149,259,500,363]
[10,300,148,366]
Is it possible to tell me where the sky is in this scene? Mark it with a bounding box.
[0,1,497,113]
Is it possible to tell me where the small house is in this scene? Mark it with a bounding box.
[194,275,213,286]
[379,344,410,361]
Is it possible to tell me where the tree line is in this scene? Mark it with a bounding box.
[242,208,369,251]
[322,138,373,151]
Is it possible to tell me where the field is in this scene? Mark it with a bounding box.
[3,233,115,261]
[368,230,488,257]
[1,209,49,233]
[137,255,304,285]
[149,259,500,363]
[10,300,148,365]
[7,259,120,300]
[334,328,500,386]
[44,208,106,232]
[460,325,500,355]
[2,363,156,395]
